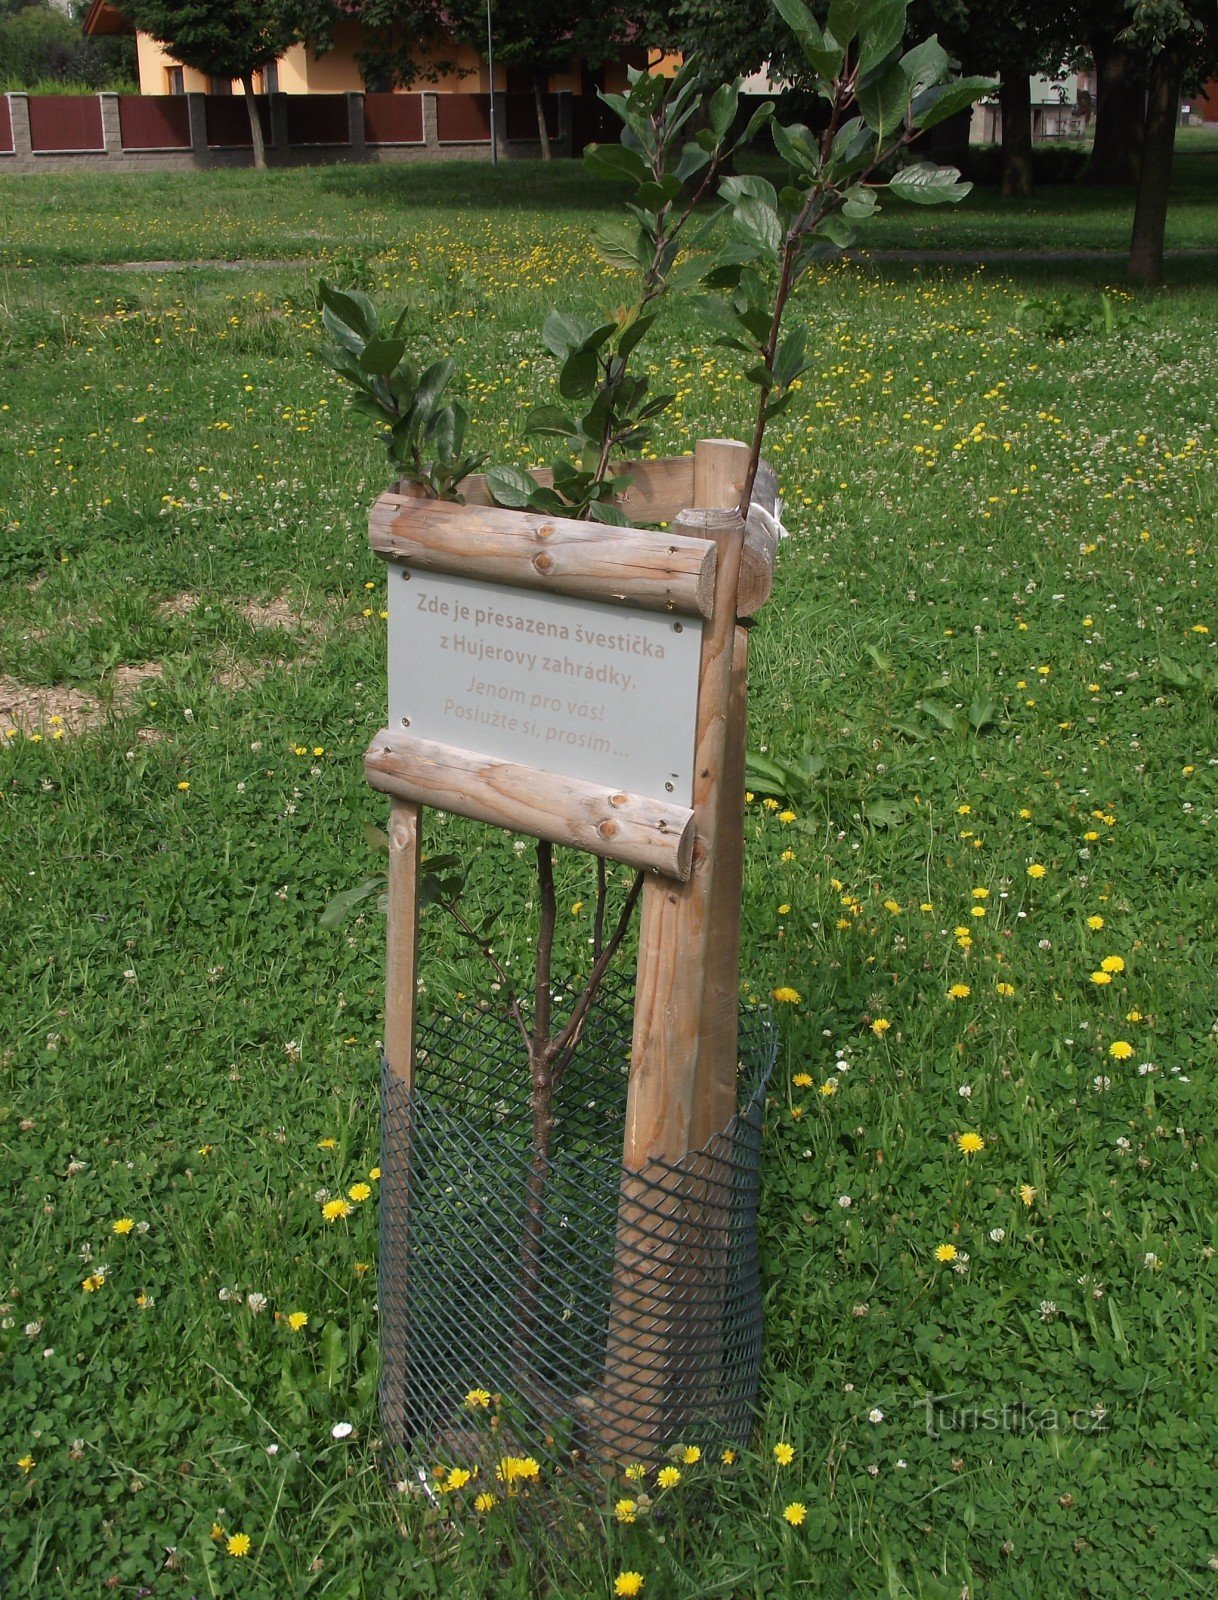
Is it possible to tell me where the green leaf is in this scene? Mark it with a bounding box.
[541,310,593,361]
[618,310,658,359]
[857,59,910,136]
[814,212,855,247]
[363,821,390,853]
[772,120,821,176]
[889,161,973,205]
[828,116,873,179]
[591,220,649,273]
[582,142,650,183]
[320,877,386,931]
[318,280,376,346]
[910,76,996,132]
[588,500,631,526]
[414,357,455,419]
[737,100,776,146]
[709,82,739,140]
[523,404,576,438]
[675,141,711,183]
[720,174,779,209]
[358,334,406,377]
[485,465,537,509]
[637,174,685,210]
[732,197,784,259]
[772,0,844,77]
[900,35,950,99]
[559,347,600,400]
[772,327,811,388]
[841,185,879,219]
[856,0,909,77]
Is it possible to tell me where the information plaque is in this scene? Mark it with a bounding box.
[388,565,703,806]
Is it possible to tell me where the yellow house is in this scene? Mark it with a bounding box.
[82,1,660,98]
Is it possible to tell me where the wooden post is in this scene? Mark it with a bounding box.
[379,797,422,1442]
[598,500,745,1462]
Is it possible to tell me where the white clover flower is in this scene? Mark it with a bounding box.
[246,1293,268,1315]
[331,1422,354,1440]
[990,1228,1006,1243]
[868,1408,884,1424]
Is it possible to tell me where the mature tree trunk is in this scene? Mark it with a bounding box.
[1129,44,1185,286]
[1085,35,1143,185]
[241,72,267,170]
[533,73,552,160]
[999,69,1034,197]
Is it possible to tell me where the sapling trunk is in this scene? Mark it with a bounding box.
[241,74,267,170]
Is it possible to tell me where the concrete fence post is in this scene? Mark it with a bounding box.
[99,92,121,155]
[8,92,32,157]
[346,90,366,157]
[186,93,207,163]
[422,91,438,152]
[269,91,288,157]
[554,91,573,159]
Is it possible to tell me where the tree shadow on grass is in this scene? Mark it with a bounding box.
[313,158,626,217]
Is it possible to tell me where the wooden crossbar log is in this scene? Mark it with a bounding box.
[365,729,697,881]
[371,495,718,618]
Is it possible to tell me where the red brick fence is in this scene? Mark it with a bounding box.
[0,89,582,173]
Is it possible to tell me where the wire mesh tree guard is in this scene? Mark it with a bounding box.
[365,439,780,1470]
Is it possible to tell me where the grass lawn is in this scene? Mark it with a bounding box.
[1,155,1217,1598]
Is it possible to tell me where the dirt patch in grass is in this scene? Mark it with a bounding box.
[237,594,315,633]
[0,663,163,736]
[156,592,201,620]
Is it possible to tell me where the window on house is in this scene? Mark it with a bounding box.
[210,77,233,95]
[167,66,184,95]
[262,63,279,94]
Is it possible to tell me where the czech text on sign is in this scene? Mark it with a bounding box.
[388,567,703,806]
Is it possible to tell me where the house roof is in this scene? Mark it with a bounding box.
[81,0,135,37]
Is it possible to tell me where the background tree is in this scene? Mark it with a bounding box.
[1123,0,1218,282]
[117,0,336,167]
[0,0,135,88]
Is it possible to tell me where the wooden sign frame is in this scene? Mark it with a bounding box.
[367,438,777,1460]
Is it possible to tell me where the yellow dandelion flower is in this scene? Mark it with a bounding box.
[1109,1040,1134,1060]
[773,1442,795,1465]
[883,899,901,914]
[1019,1184,1036,1206]
[784,1502,807,1526]
[935,1243,958,1262]
[948,984,971,1000]
[112,1218,135,1235]
[819,1079,837,1097]
[1027,863,1046,879]
[777,810,796,824]
[464,1389,492,1409]
[615,1497,638,1523]
[210,1522,225,1540]
[721,1448,736,1465]
[18,1455,35,1473]
[656,1466,681,1489]
[1090,971,1112,986]
[287,1311,308,1331]
[762,798,779,811]
[772,986,801,1005]
[624,1462,646,1482]
[445,1467,472,1491]
[871,1018,891,1036]
[971,888,989,900]
[1101,955,1125,974]
[956,1132,985,1155]
[996,982,1015,996]
[322,1199,353,1222]
[1087,915,1104,930]
[226,1533,251,1558]
[474,1492,496,1513]
[781,849,797,862]
[792,1072,814,1088]
[614,1574,645,1598]
[348,1183,372,1203]
[317,1137,337,1149]
[1126,1010,1142,1023]
[682,1445,701,1464]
